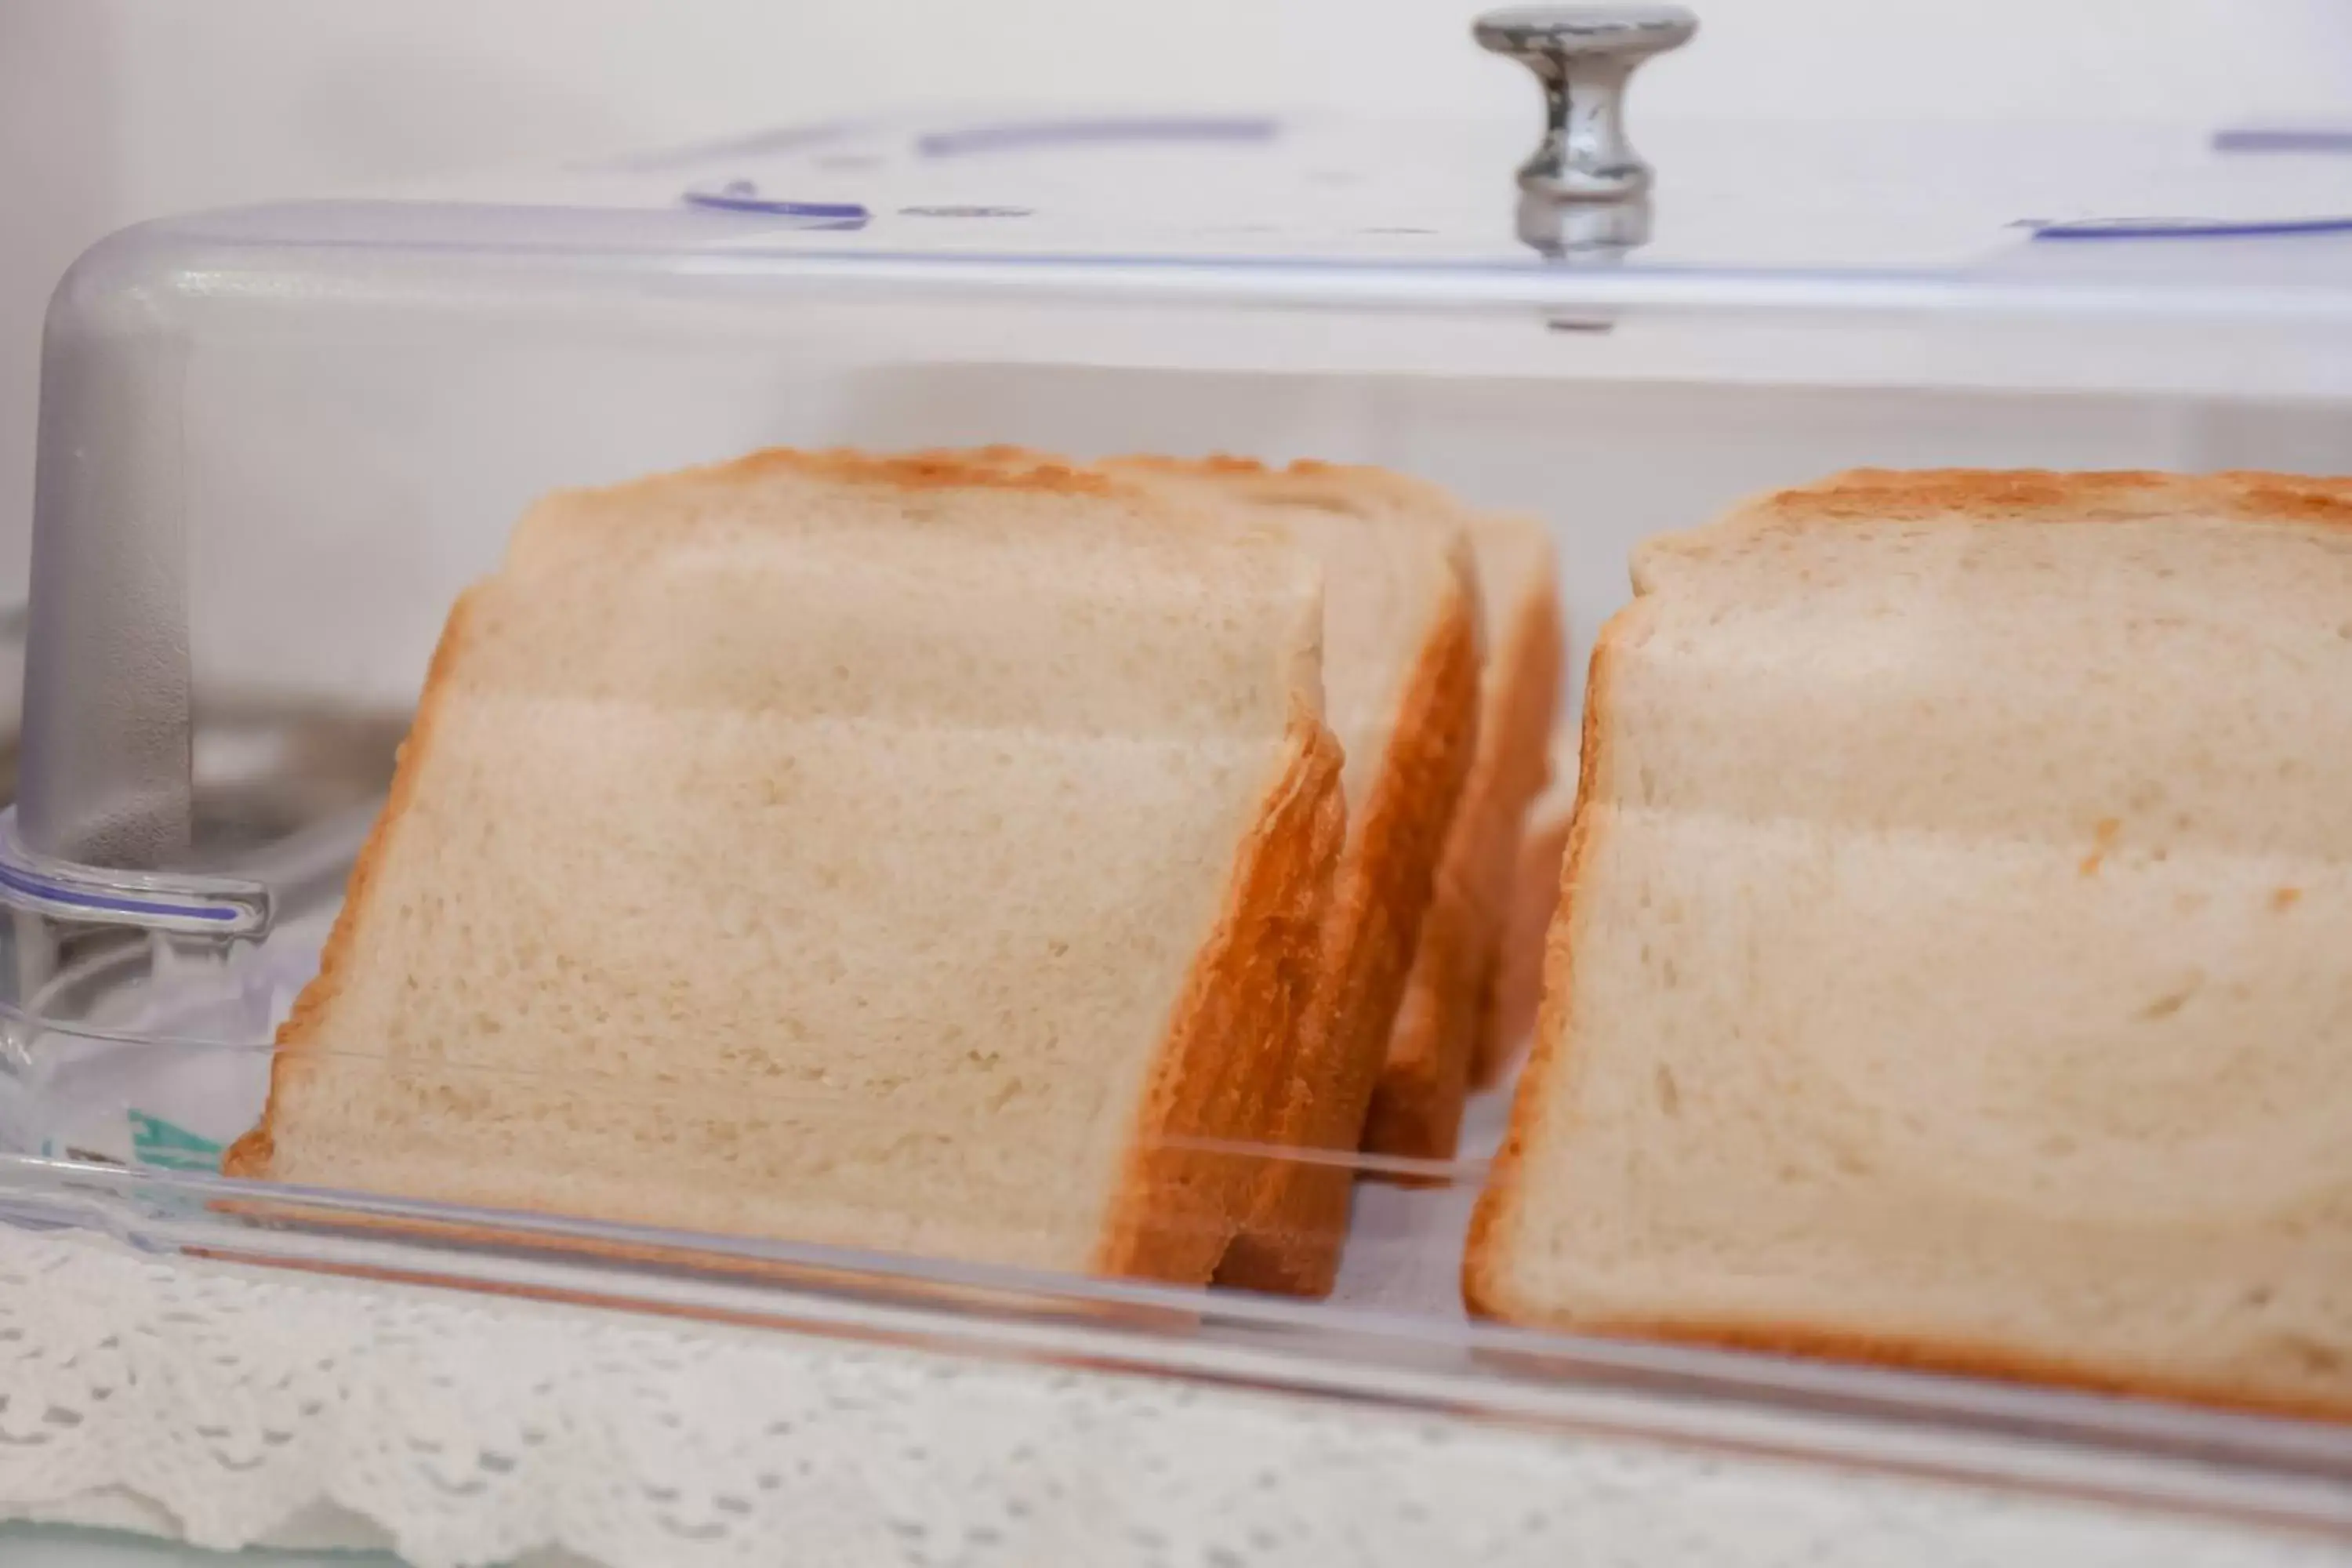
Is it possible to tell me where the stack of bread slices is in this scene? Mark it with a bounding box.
[227,446,1563,1292]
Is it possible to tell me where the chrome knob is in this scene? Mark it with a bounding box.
[1475,5,1697,206]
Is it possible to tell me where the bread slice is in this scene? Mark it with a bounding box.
[1476,731,1577,1086]
[1366,512,1563,1163]
[225,448,1347,1285]
[1466,468,2352,1419]
[1109,457,1483,1297]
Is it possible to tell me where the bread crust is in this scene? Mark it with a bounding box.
[223,583,485,1181]
[1631,470,2352,599]
[1218,573,1484,1297]
[1477,779,1574,1086]
[1094,452,1494,1287]
[1094,706,1348,1282]
[1370,558,1566,1163]
[1708,466,2352,532]
[1488,1311,2352,1426]
[1461,594,1638,1323]
[612,445,1123,499]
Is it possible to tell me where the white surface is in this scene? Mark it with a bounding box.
[1,1223,2347,1568]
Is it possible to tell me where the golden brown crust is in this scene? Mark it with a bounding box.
[1637,469,2352,594]
[1471,1311,2352,1427]
[2220,474,2352,526]
[1107,454,1471,519]
[704,445,1122,496]
[1367,572,1564,1162]
[223,585,487,1181]
[1720,466,2352,529]
[1461,595,1635,1321]
[1218,575,1484,1297]
[501,448,1145,575]
[1475,781,1575,1091]
[1112,453,1274,481]
[1461,581,1568,1094]
[1094,706,1348,1283]
[1452,576,1563,1101]
[1112,455,1533,1181]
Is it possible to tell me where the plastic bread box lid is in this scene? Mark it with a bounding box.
[7,4,2352,1543]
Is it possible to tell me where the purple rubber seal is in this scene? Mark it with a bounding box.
[2027,214,2352,241]
[681,182,870,227]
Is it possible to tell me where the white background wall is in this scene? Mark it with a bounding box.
[4,0,2350,565]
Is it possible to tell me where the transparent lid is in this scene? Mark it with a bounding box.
[61,17,2352,452]
[10,17,2352,1522]
[380,111,2352,277]
[132,88,2352,324]
[46,0,2352,448]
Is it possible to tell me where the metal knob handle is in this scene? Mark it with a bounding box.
[1475,5,1696,205]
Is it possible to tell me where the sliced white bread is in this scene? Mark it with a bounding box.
[1367,511,1564,1163]
[226,448,1347,1284]
[1109,457,1483,1298]
[1467,468,2352,1419]
[1477,731,1577,1085]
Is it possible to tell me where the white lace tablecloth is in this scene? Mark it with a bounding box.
[0,1225,2343,1568]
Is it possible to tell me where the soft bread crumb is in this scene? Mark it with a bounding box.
[1475,735,1577,1085]
[1469,468,2352,1421]
[1374,510,1566,1141]
[230,448,1344,1283]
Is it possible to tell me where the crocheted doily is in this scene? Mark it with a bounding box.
[0,1225,2340,1568]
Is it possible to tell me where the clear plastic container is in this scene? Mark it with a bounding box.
[7,7,2352,1548]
